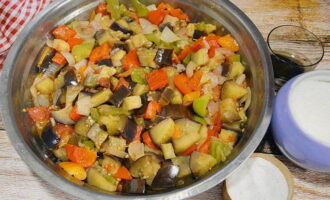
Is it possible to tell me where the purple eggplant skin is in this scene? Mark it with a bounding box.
[151,165,179,188]
[96,58,113,66]
[122,179,146,194]
[64,69,78,86]
[41,124,60,149]
[159,23,173,32]
[192,30,207,41]
[110,22,133,35]
[113,43,129,52]
[38,49,56,73]
[122,118,137,142]
[154,48,173,67]
[221,62,230,77]
[108,85,131,107]
[161,104,193,120]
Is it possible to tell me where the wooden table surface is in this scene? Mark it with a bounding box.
[1,0,330,199]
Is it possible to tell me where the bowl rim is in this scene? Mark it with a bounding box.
[0,0,274,199]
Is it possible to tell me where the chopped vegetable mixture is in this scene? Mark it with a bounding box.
[26,0,251,194]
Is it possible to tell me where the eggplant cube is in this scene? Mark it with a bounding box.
[122,179,146,194]
[152,165,179,188]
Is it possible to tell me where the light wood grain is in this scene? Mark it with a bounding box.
[0,0,330,199]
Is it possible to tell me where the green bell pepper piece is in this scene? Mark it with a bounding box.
[103,174,117,185]
[193,94,211,117]
[229,54,240,63]
[106,0,121,20]
[90,108,100,121]
[210,140,232,163]
[145,32,161,45]
[193,115,207,125]
[131,0,149,17]
[119,4,129,17]
[183,53,192,65]
[131,68,147,84]
[72,39,95,62]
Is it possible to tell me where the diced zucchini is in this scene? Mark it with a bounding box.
[87,124,108,149]
[122,96,142,110]
[190,151,216,177]
[196,125,208,147]
[171,89,183,104]
[131,33,151,48]
[150,118,175,146]
[98,105,130,115]
[36,78,54,94]
[171,156,191,178]
[186,23,195,37]
[228,62,245,79]
[84,74,99,88]
[210,140,232,163]
[137,48,158,68]
[133,84,149,96]
[221,81,247,100]
[72,39,95,62]
[74,117,94,136]
[161,143,176,160]
[53,147,68,161]
[111,49,126,63]
[192,48,209,66]
[87,168,117,192]
[98,115,127,135]
[128,141,145,161]
[219,98,240,123]
[102,156,121,175]
[219,129,238,146]
[91,89,113,107]
[128,21,142,34]
[172,119,201,154]
[144,144,163,156]
[104,136,128,158]
[129,155,161,185]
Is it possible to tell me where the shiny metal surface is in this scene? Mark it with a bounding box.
[0,0,273,199]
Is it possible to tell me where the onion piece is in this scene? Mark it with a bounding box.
[46,39,53,48]
[209,73,219,87]
[186,61,197,78]
[243,87,251,111]
[202,39,210,49]
[74,59,87,71]
[73,21,97,39]
[43,63,61,77]
[160,27,180,43]
[223,153,294,200]
[216,47,235,57]
[147,4,157,11]
[214,64,223,75]
[60,51,75,66]
[207,101,219,116]
[175,64,185,73]
[76,93,91,116]
[139,18,158,34]
[235,74,246,85]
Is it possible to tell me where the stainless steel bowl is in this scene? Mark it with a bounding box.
[0,0,273,199]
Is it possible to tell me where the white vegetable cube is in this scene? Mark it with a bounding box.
[122,96,142,110]
[161,143,176,160]
[53,39,70,52]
